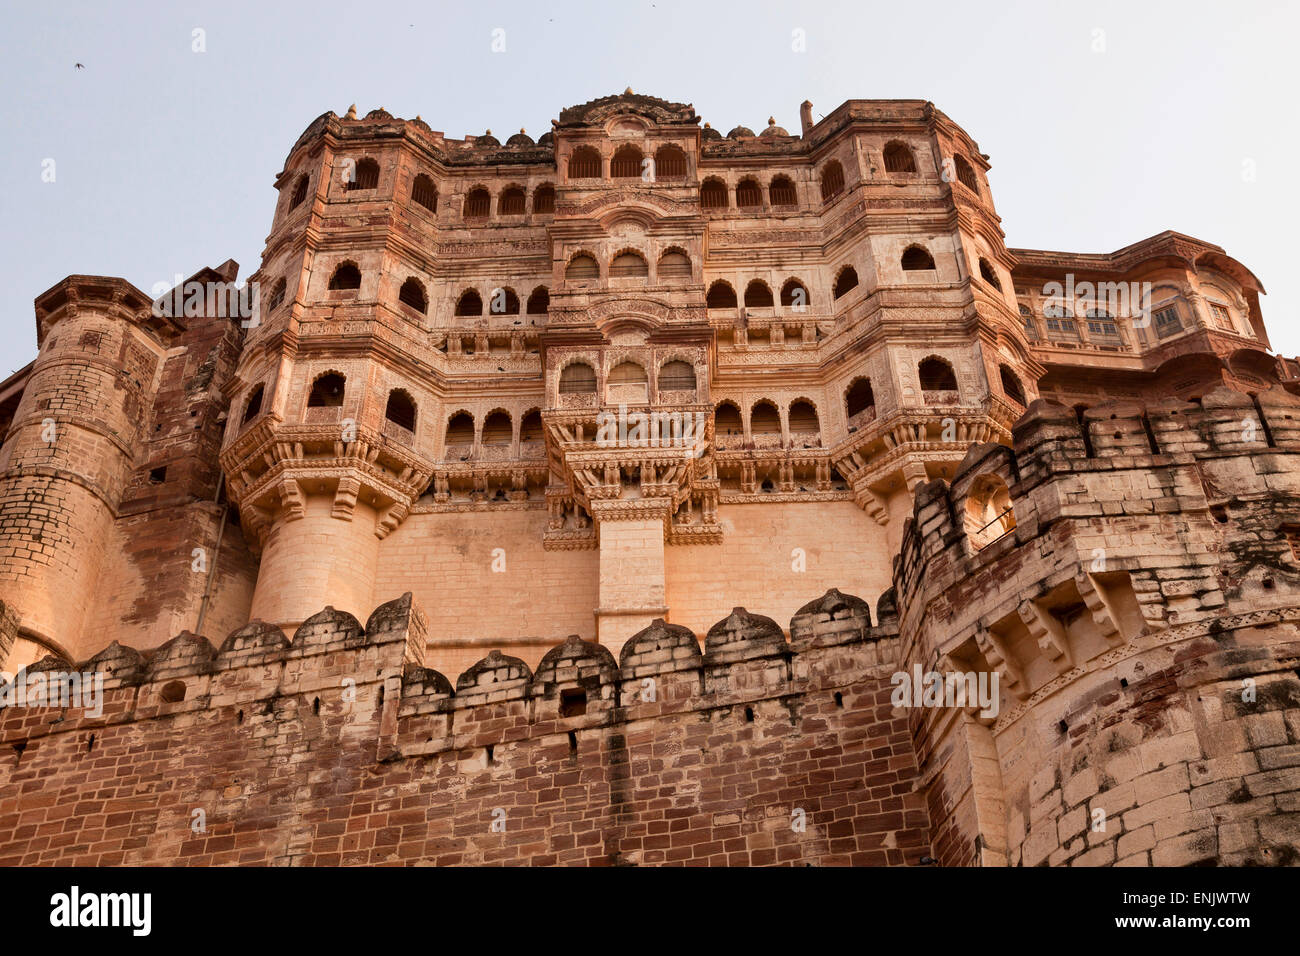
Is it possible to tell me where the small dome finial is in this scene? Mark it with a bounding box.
[624,86,633,95]
[344,103,357,119]
[485,128,492,135]
[520,127,526,134]
[768,116,776,125]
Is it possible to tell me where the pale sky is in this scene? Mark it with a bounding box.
[2,0,1296,374]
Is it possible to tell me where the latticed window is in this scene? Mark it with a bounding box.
[1154,305,1183,339]
[610,253,648,278]
[411,174,437,211]
[658,360,696,391]
[820,161,845,201]
[953,155,979,193]
[883,142,916,173]
[346,158,379,191]
[1210,302,1235,331]
[658,251,691,278]
[700,179,727,209]
[559,363,597,393]
[610,145,643,179]
[568,147,601,179]
[290,176,309,209]
[463,188,490,219]
[533,185,555,214]
[654,146,686,180]
[1086,311,1118,338]
[736,179,762,208]
[769,176,797,206]
[1020,305,1039,339]
[566,255,599,280]
[1046,316,1078,337]
[499,187,525,215]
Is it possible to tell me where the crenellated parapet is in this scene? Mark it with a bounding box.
[891,384,1300,867]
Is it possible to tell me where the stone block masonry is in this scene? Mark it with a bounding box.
[0,591,928,866]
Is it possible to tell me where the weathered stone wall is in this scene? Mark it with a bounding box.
[895,385,1300,867]
[0,592,928,866]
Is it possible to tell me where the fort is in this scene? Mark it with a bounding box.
[0,91,1297,865]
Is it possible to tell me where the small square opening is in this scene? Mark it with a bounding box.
[559,688,587,717]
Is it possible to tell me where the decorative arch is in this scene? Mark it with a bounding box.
[329,262,361,291]
[566,252,600,282]
[833,265,859,299]
[610,250,650,278]
[455,289,483,316]
[559,360,597,394]
[715,400,743,436]
[568,146,602,180]
[658,248,692,279]
[654,144,687,180]
[846,377,875,419]
[770,175,797,207]
[482,409,513,444]
[901,245,936,271]
[463,187,491,219]
[700,177,728,209]
[706,280,738,309]
[290,174,310,209]
[526,286,550,314]
[398,277,427,313]
[385,389,417,431]
[820,160,845,202]
[750,400,781,435]
[788,398,819,434]
[744,279,774,308]
[532,183,556,215]
[411,173,437,211]
[307,371,345,408]
[241,384,264,425]
[346,158,379,191]
[658,359,696,392]
[918,356,958,392]
[736,178,762,208]
[487,286,521,316]
[883,141,916,173]
[499,185,526,215]
[610,144,645,179]
[999,365,1027,405]
[445,411,475,447]
[519,408,544,442]
[953,155,979,193]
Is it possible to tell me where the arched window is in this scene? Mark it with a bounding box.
[568,146,602,179]
[607,361,648,402]
[482,410,512,444]
[700,178,728,209]
[566,254,599,281]
[488,287,520,315]
[918,357,957,392]
[265,278,286,313]
[520,409,543,442]
[1019,304,1039,339]
[834,266,859,299]
[290,175,310,209]
[780,279,809,310]
[1000,365,1026,405]
[398,278,427,313]
[789,400,819,434]
[160,681,187,704]
[346,158,379,191]
[307,372,345,408]
[751,401,781,434]
[736,178,762,208]
[953,155,979,193]
[455,290,483,316]
[445,411,474,446]
[559,362,597,393]
[533,184,556,214]
[770,175,797,207]
[882,142,916,173]
[463,187,491,219]
[610,144,644,179]
[654,145,687,180]
[658,360,696,391]
[846,378,875,419]
[241,384,264,425]
[744,280,774,308]
[706,281,738,309]
[715,402,743,435]
[820,160,845,201]
[385,389,417,431]
[329,263,361,290]
[610,252,649,278]
[526,286,550,314]
[499,186,526,215]
[978,258,1002,291]
[411,174,437,211]
[902,246,936,271]
[965,474,1016,550]
[658,250,692,279]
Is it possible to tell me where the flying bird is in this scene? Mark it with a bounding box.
[75,63,85,70]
